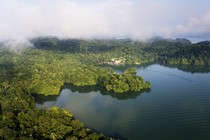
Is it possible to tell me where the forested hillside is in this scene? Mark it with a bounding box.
[31,37,210,65]
[0,89,110,139]
[1,37,209,95]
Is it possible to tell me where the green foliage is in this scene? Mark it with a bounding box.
[0,37,209,139]
[31,37,210,66]
[0,90,111,140]
[125,68,137,74]
[146,39,210,65]
[1,37,209,94]
[0,47,113,95]
[98,69,151,93]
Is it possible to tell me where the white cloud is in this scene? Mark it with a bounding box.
[173,11,210,41]
[176,12,210,34]
[0,0,209,41]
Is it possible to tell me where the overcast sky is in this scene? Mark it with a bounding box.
[0,0,210,41]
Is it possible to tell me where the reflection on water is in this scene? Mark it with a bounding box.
[35,84,150,107]
[64,84,151,100]
[101,62,154,74]
[102,62,210,74]
[35,64,210,140]
[160,63,210,73]
[33,93,57,104]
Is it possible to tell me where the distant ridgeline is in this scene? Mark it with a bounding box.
[31,37,210,65]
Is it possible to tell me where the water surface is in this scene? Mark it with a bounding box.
[36,64,210,140]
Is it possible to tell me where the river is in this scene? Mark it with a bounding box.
[35,64,210,140]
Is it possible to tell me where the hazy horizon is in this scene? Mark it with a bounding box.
[0,0,210,42]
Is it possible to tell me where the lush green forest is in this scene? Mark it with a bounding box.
[0,41,152,95]
[0,36,210,139]
[98,68,151,93]
[31,37,210,65]
[0,88,110,139]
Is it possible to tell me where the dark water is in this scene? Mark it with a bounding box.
[36,64,210,140]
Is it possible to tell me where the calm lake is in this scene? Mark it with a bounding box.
[35,64,210,140]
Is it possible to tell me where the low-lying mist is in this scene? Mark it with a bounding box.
[0,0,210,42]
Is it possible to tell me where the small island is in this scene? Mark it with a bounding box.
[98,68,151,93]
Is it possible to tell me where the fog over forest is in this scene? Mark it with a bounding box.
[0,0,210,42]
